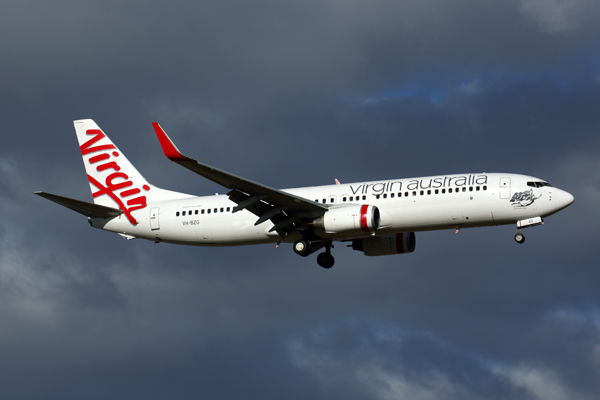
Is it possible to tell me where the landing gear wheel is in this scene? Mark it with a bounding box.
[514,233,525,244]
[317,252,335,269]
[293,240,311,257]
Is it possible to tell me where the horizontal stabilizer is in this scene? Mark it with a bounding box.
[34,191,124,219]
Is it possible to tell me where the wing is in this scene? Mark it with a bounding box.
[152,123,328,237]
[34,191,124,218]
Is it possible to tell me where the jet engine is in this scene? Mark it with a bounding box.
[351,232,416,256]
[313,204,380,235]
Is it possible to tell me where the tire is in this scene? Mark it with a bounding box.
[514,233,525,244]
[293,240,311,257]
[317,252,335,269]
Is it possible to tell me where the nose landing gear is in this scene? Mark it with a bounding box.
[514,231,525,244]
[514,217,543,244]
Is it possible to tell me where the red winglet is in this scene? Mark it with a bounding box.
[152,122,189,162]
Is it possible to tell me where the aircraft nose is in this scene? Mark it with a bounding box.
[556,189,575,210]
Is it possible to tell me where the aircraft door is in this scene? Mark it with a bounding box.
[500,177,511,199]
[150,207,160,230]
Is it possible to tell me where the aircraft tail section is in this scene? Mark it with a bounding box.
[74,119,191,225]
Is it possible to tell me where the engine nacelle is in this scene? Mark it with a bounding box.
[313,205,380,235]
[351,232,416,256]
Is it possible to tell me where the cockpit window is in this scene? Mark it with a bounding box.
[527,181,552,188]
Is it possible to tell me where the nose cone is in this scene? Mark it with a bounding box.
[556,189,575,211]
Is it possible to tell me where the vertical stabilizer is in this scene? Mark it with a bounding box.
[74,119,189,225]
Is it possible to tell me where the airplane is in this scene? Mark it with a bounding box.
[35,119,575,268]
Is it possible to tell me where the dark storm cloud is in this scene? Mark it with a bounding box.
[287,320,532,399]
[1,0,599,399]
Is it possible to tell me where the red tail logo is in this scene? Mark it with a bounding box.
[80,129,149,225]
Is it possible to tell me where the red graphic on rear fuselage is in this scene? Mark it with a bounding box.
[80,129,149,225]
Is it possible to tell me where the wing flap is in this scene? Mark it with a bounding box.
[34,192,124,218]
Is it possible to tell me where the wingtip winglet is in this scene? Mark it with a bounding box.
[152,122,189,162]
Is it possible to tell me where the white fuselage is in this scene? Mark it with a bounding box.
[91,172,574,246]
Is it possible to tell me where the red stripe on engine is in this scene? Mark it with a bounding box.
[360,205,370,232]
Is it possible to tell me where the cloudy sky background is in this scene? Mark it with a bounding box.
[1,0,600,398]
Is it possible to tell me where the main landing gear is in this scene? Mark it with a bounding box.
[293,240,311,256]
[317,244,335,269]
[293,239,335,269]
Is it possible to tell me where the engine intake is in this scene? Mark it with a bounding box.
[313,204,380,235]
[351,232,416,256]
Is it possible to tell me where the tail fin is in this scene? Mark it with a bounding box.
[74,119,190,225]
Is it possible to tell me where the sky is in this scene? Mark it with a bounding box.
[1,0,600,399]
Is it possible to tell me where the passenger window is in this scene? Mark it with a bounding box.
[207,209,211,214]
[342,197,347,202]
[322,199,326,204]
[214,208,217,213]
[390,193,395,198]
[176,211,180,217]
[412,191,417,196]
[405,192,409,197]
[383,194,387,199]
[227,207,230,212]
[476,186,480,191]
[462,187,466,192]
[469,187,473,192]
[362,195,366,200]
[201,209,205,214]
[435,189,439,194]
[427,190,431,195]
[376,195,380,199]
[420,190,424,196]
[449,188,453,193]
[442,189,446,194]
[483,185,487,190]
[220,208,224,212]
